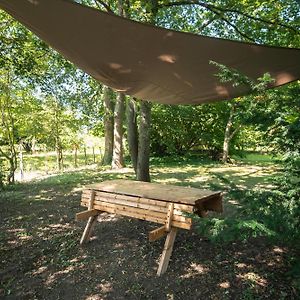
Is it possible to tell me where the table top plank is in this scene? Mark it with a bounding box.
[86,180,222,206]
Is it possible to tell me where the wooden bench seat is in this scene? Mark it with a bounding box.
[76,179,223,276]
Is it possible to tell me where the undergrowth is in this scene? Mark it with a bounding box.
[195,177,299,246]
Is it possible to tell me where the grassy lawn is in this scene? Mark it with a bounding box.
[21,151,102,172]
[0,155,298,299]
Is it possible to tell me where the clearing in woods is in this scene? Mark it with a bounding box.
[0,156,298,299]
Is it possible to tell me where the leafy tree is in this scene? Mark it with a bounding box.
[40,97,81,170]
[151,103,228,156]
[0,70,18,183]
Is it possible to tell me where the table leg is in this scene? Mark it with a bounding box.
[80,215,98,245]
[157,227,177,276]
[80,190,97,245]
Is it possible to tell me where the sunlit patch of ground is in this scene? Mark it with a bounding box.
[1,157,297,299]
[152,163,279,191]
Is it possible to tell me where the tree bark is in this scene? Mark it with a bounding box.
[31,137,36,154]
[19,143,24,181]
[84,146,87,165]
[112,93,125,169]
[56,137,63,171]
[101,86,114,165]
[74,146,78,168]
[137,100,151,182]
[126,97,138,172]
[0,72,18,184]
[223,105,234,163]
[222,103,241,163]
[7,154,17,184]
[92,147,96,163]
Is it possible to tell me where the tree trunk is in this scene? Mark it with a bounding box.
[92,147,96,163]
[19,143,24,181]
[56,139,63,171]
[101,86,114,165]
[74,146,78,168]
[223,136,230,163]
[222,106,234,163]
[126,97,138,172]
[115,0,152,180]
[99,147,102,161]
[84,146,87,165]
[112,93,125,169]
[0,72,18,184]
[7,153,17,184]
[222,104,241,163]
[137,101,151,182]
[31,137,36,154]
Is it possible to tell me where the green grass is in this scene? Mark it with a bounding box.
[21,152,102,172]
[2,152,289,245]
[1,154,299,298]
[234,152,282,165]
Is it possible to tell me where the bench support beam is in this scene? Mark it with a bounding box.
[76,209,99,221]
[157,227,177,276]
[80,215,98,244]
[80,190,99,245]
[149,226,166,242]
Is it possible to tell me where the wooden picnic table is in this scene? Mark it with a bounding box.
[76,179,223,276]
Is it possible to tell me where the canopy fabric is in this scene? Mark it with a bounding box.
[1,0,299,105]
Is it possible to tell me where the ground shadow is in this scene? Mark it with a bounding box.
[0,164,297,299]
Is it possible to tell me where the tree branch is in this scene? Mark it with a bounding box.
[94,0,114,14]
[208,3,298,33]
[229,123,242,140]
[198,17,216,32]
[157,1,298,33]
[208,6,256,42]
[0,146,10,160]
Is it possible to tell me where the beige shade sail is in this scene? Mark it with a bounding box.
[0,0,299,104]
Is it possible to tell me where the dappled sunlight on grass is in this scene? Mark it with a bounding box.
[154,177,183,184]
[151,161,279,194]
[1,156,297,299]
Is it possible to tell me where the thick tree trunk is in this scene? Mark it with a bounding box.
[116,0,152,180]
[137,101,151,182]
[112,93,125,169]
[102,86,114,165]
[126,97,138,172]
[7,153,17,184]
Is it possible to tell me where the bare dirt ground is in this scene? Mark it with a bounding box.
[0,166,298,299]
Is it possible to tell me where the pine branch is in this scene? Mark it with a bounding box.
[198,17,216,32]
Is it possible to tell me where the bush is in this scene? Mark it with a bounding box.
[195,174,300,246]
